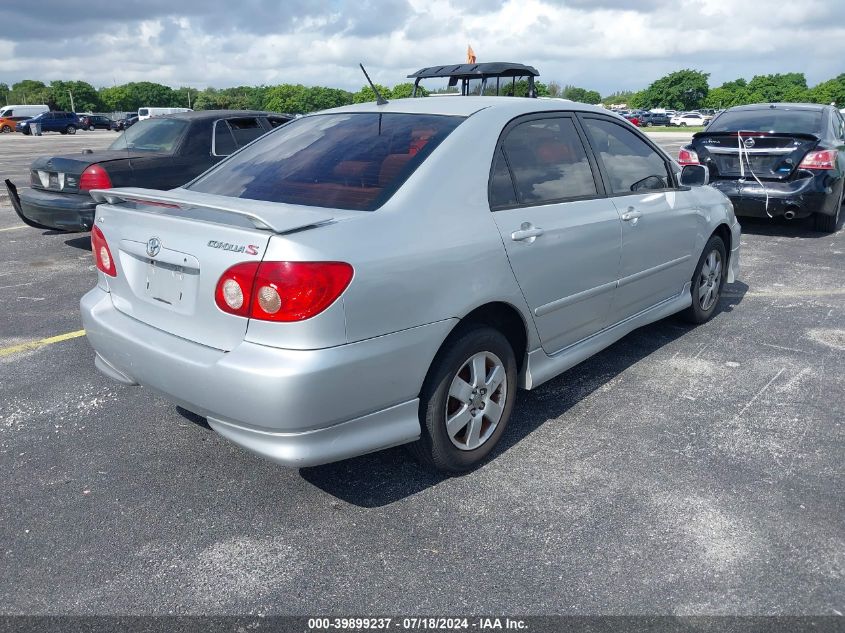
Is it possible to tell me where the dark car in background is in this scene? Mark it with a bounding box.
[79,115,114,131]
[640,112,670,127]
[113,114,139,131]
[6,110,292,231]
[16,111,81,135]
[679,103,844,232]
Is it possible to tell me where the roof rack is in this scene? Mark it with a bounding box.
[408,62,540,98]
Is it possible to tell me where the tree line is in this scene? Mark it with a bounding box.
[2,70,843,115]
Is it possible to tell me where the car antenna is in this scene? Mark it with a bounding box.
[359,63,388,106]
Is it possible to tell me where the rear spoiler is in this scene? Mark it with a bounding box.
[692,130,821,142]
[90,187,339,234]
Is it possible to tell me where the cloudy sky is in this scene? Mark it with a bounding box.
[1,0,843,95]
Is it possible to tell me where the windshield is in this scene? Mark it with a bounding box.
[188,112,464,211]
[138,108,149,117]
[109,118,188,152]
[708,109,824,135]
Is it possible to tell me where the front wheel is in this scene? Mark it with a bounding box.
[88,125,95,131]
[0,125,10,133]
[682,235,726,324]
[680,122,687,127]
[409,325,517,473]
[66,125,76,135]
[645,121,653,127]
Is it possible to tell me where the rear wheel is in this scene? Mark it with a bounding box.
[680,122,687,127]
[813,190,843,233]
[1,125,10,133]
[66,125,76,135]
[682,235,726,324]
[88,125,95,131]
[409,325,517,473]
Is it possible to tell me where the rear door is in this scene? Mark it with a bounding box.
[490,114,622,354]
[580,115,698,320]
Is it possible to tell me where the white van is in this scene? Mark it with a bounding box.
[138,107,192,121]
[0,104,49,119]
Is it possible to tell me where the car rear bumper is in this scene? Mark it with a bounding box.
[9,183,96,231]
[711,174,841,218]
[80,287,456,467]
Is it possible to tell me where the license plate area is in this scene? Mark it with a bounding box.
[145,259,185,306]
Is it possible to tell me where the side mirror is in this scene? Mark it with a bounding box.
[680,164,709,187]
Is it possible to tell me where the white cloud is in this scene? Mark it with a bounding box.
[0,0,842,94]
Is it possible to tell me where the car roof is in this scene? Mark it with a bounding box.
[158,109,289,121]
[314,96,611,119]
[726,103,829,112]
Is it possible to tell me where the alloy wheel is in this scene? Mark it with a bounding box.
[445,351,507,451]
[697,249,722,311]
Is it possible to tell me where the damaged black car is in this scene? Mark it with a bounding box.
[679,103,844,232]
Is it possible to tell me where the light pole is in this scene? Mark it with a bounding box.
[67,90,75,113]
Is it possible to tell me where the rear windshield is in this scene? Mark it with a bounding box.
[109,118,188,152]
[138,108,149,117]
[708,109,824,134]
[187,112,464,211]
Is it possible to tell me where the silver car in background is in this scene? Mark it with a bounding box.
[81,97,740,472]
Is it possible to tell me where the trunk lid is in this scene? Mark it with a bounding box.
[30,150,164,193]
[91,188,342,351]
[691,131,820,180]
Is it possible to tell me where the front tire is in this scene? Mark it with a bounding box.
[682,235,726,324]
[1,125,10,133]
[88,125,95,131]
[409,325,517,473]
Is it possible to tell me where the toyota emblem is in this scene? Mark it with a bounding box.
[146,237,161,258]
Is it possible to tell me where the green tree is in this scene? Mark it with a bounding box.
[9,80,51,105]
[561,86,601,104]
[99,85,133,112]
[49,80,101,112]
[704,78,750,109]
[0,83,9,105]
[352,83,392,103]
[809,74,845,106]
[638,69,710,110]
[125,82,174,108]
[746,73,808,103]
[601,90,636,106]
[389,82,428,99]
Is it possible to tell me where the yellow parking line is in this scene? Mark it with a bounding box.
[0,329,86,358]
[0,224,27,232]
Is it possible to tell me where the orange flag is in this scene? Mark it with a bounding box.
[467,45,476,64]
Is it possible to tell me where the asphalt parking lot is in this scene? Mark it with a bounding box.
[0,131,843,616]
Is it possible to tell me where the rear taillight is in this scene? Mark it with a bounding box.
[214,261,354,322]
[91,225,117,277]
[678,148,700,166]
[79,164,113,190]
[799,149,837,170]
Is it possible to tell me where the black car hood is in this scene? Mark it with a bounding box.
[31,150,170,175]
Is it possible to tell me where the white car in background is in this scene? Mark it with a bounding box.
[671,112,710,127]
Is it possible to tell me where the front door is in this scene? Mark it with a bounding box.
[579,116,699,320]
[490,115,622,354]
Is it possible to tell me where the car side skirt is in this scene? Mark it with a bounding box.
[521,284,692,390]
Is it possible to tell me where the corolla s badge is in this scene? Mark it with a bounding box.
[146,237,162,258]
[743,137,755,149]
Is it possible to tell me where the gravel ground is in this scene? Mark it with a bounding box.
[0,131,842,618]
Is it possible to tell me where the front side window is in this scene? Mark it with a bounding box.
[498,117,598,206]
[582,118,670,194]
[109,118,188,152]
[189,112,464,211]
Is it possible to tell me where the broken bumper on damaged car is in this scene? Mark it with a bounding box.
[710,174,840,219]
[5,179,96,231]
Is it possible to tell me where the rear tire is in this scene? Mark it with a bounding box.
[813,191,843,233]
[88,125,95,131]
[1,125,10,133]
[681,235,726,324]
[408,325,517,473]
[66,125,76,135]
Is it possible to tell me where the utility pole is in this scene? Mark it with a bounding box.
[187,88,192,109]
[68,90,75,112]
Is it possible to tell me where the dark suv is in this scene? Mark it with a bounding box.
[16,112,81,135]
[79,115,114,131]
[640,112,670,127]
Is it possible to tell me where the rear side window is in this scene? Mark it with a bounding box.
[582,118,670,194]
[498,117,598,206]
[708,109,823,135]
[189,113,464,211]
[489,147,517,208]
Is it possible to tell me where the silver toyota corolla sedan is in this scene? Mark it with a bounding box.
[81,97,741,472]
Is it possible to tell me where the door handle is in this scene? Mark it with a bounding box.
[511,223,545,242]
[621,208,643,222]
